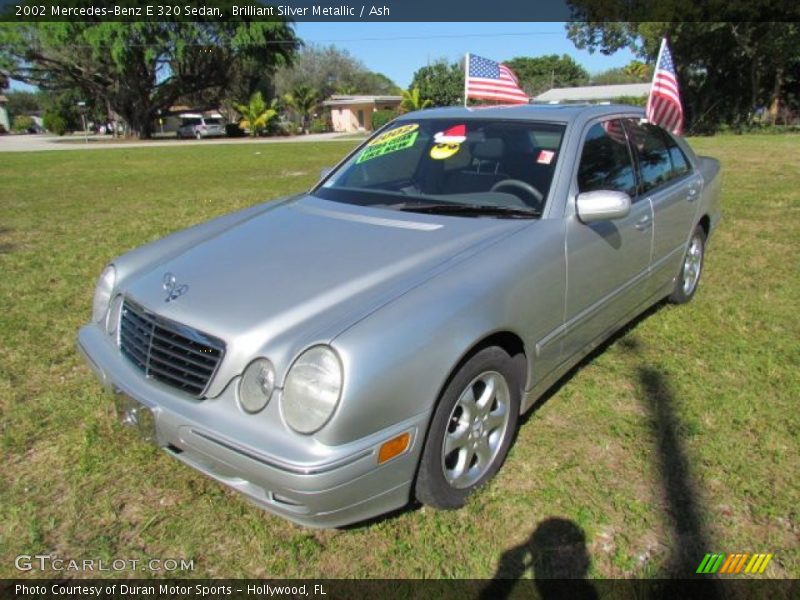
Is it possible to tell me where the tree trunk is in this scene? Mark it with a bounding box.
[767,66,784,125]
[124,107,155,139]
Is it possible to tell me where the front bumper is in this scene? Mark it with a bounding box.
[77,324,427,528]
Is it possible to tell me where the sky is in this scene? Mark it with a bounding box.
[294,22,637,88]
[8,22,637,92]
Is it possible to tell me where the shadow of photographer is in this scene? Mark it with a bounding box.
[481,517,598,600]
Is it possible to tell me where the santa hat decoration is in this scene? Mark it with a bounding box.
[433,124,467,144]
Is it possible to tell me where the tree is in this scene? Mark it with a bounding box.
[274,45,400,100]
[590,60,653,85]
[410,60,463,107]
[623,60,651,81]
[0,20,298,138]
[566,18,800,130]
[234,92,277,137]
[400,87,432,113]
[4,90,44,120]
[504,55,589,96]
[283,85,319,134]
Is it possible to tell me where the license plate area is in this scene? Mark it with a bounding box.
[113,388,157,444]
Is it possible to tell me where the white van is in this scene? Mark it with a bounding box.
[176,113,225,139]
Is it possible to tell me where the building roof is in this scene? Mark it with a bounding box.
[534,83,651,103]
[323,95,402,107]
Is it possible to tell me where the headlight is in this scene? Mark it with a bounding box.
[283,346,342,434]
[239,358,276,414]
[92,265,116,323]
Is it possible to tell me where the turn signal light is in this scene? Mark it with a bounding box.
[378,432,411,465]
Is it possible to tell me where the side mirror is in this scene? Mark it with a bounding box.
[576,190,632,223]
[319,167,333,179]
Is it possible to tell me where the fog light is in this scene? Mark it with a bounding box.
[378,432,411,464]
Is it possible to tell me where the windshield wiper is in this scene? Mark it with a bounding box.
[392,202,540,219]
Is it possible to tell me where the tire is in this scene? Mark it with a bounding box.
[668,224,706,304]
[415,346,521,509]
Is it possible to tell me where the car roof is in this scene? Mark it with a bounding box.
[395,103,645,125]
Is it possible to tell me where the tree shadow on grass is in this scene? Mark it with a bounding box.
[485,306,723,595]
[620,337,722,597]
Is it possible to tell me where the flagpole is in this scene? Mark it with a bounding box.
[646,38,666,123]
[463,53,469,108]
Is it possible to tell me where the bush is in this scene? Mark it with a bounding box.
[225,123,246,138]
[611,96,647,107]
[279,121,299,136]
[43,111,68,136]
[309,117,330,134]
[12,115,35,133]
[371,109,398,130]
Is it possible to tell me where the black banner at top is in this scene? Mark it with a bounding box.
[1,0,798,22]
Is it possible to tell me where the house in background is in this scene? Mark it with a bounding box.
[0,95,10,132]
[323,95,402,132]
[534,83,651,104]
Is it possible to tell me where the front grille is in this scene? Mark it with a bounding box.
[119,299,225,398]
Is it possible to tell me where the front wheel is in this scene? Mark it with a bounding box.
[668,224,706,304]
[415,346,521,509]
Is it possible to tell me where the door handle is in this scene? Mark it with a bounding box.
[687,187,699,202]
[634,215,652,231]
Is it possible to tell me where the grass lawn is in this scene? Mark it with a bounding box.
[0,135,797,580]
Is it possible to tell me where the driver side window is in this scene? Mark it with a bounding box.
[577,121,636,197]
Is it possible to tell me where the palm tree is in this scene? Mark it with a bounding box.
[283,85,319,134]
[623,61,651,82]
[400,87,432,113]
[233,92,277,137]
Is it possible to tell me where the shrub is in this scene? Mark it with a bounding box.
[611,96,647,107]
[225,123,246,138]
[309,117,330,134]
[371,109,398,130]
[279,121,299,136]
[43,111,68,136]
[12,115,35,133]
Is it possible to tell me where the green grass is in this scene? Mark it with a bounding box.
[0,136,798,579]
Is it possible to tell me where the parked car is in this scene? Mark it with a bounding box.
[176,114,225,139]
[78,104,721,528]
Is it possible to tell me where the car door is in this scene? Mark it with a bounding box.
[623,120,703,295]
[561,119,654,359]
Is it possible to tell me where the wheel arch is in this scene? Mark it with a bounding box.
[412,329,528,505]
[698,214,710,237]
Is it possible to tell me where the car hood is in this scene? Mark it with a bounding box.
[124,195,524,394]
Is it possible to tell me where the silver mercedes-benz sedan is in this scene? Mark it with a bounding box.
[78,104,722,528]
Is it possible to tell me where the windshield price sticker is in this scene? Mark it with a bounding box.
[367,123,419,147]
[357,131,419,163]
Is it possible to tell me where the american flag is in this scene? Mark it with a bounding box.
[646,39,684,135]
[465,54,529,104]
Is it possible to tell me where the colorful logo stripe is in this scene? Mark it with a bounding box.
[697,553,773,574]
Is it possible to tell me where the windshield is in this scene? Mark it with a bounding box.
[314,119,565,217]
